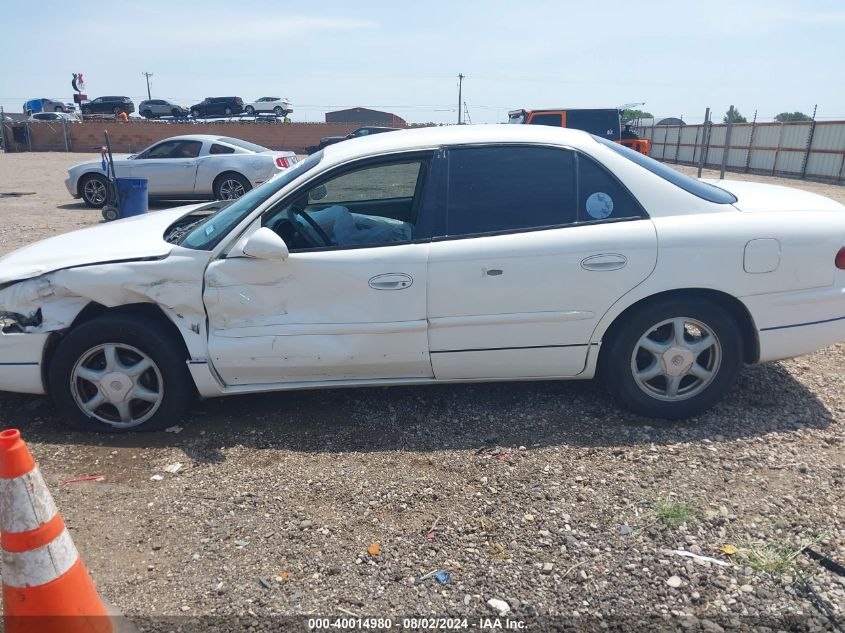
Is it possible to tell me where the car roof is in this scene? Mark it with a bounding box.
[322,124,599,164]
[151,134,221,143]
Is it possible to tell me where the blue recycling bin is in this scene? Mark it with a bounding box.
[115,178,148,218]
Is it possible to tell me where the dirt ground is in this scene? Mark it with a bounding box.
[2,151,845,631]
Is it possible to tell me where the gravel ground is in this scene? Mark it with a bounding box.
[2,152,845,631]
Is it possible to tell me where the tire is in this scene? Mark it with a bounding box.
[224,107,233,116]
[81,106,91,115]
[213,172,251,200]
[112,106,121,114]
[54,106,63,113]
[601,297,743,419]
[273,106,283,116]
[191,109,201,118]
[245,106,255,115]
[171,108,181,117]
[48,314,194,432]
[79,174,110,208]
[141,109,153,119]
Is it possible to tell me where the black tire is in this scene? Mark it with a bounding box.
[213,172,251,200]
[600,297,743,420]
[245,105,255,115]
[141,109,153,119]
[273,106,283,115]
[112,106,121,114]
[48,314,194,433]
[171,108,181,117]
[54,106,63,113]
[191,109,201,118]
[81,106,91,115]
[224,107,233,116]
[79,173,110,208]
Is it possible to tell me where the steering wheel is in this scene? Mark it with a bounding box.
[290,205,332,247]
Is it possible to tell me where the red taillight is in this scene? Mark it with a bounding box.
[275,156,290,168]
[836,246,845,270]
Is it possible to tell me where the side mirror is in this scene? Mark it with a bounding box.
[242,227,289,261]
[309,184,328,201]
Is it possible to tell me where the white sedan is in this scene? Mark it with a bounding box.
[65,134,297,207]
[4,125,845,432]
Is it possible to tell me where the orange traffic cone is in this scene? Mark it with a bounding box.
[0,428,112,633]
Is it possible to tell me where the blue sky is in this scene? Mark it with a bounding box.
[1,0,843,123]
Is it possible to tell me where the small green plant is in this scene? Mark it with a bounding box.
[742,534,828,578]
[654,497,696,529]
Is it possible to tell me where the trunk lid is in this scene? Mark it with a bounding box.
[701,179,845,213]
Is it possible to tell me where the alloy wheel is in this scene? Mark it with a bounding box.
[70,343,164,428]
[219,179,245,199]
[630,317,722,402]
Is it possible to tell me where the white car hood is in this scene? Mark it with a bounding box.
[702,179,845,213]
[0,205,204,285]
[69,155,132,171]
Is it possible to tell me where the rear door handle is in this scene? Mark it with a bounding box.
[581,254,627,271]
[369,273,413,290]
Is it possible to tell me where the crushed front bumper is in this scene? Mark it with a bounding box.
[0,332,49,394]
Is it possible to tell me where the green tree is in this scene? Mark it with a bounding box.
[723,108,748,123]
[621,109,653,124]
[775,111,812,122]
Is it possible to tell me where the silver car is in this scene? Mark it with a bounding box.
[138,99,188,119]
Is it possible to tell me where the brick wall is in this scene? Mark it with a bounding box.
[8,120,385,154]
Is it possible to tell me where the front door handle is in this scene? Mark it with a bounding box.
[369,273,413,290]
[581,254,628,271]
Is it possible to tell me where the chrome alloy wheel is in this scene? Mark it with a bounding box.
[70,343,164,428]
[630,317,722,402]
[218,178,245,199]
[83,178,108,205]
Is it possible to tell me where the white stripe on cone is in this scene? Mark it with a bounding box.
[0,467,59,533]
[1,528,79,588]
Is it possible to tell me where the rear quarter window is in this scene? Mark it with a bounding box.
[577,153,646,221]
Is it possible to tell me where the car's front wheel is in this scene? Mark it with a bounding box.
[79,174,109,207]
[213,172,251,200]
[245,106,255,115]
[224,107,233,116]
[191,109,201,118]
[141,109,153,119]
[601,297,743,419]
[48,314,194,432]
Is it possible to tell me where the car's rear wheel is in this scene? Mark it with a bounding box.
[273,106,284,115]
[48,314,194,432]
[224,107,233,116]
[601,297,743,419]
[79,174,109,207]
[54,106,63,112]
[171,108,181,117]
[141,109,153,119]
[81,106,91,115]
[213,172,251,200]
[191,109,201,118]
[245,105,255,115]
[112,106,121,114]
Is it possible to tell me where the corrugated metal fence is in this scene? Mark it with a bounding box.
[635,120,845,183]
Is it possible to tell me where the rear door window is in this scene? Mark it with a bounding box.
[577,153,646,221]
[445,146,576,236]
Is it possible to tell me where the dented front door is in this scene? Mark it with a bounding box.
[202,244,432,385]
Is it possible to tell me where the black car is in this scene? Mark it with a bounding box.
[80,96,135,115]
[189,97,245,118]
[314,126,400,152]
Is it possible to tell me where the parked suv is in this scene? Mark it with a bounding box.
[80,96,135,115]
[23,98,76,115]
[138,99,188,119]
[189,97,244,118]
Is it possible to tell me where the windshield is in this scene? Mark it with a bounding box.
[180,151,323,250]
[218,137,269,153]
[592,135,738,204]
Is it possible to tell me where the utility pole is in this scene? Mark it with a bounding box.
[457,73,465,125]
[141,72,153,100]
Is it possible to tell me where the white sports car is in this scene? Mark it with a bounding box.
[4,125,845,432]
[65,134,297,207]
